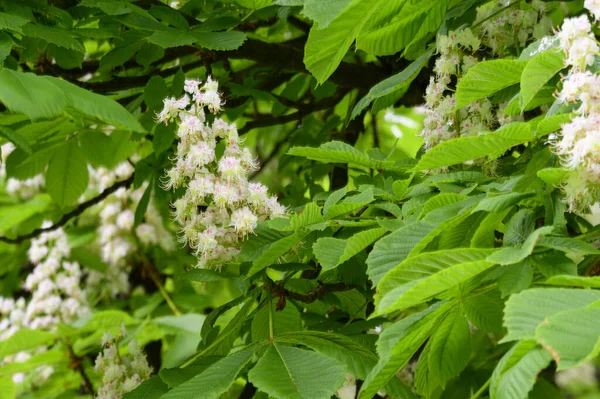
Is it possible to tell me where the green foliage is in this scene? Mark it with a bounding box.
[1,1,600,399]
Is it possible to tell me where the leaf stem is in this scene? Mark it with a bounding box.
[470,377,491,399]
[268,282,275,341]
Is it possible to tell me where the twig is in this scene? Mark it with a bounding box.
[0,174,134,244]
[277,282,358,304]
[66,343,94,395]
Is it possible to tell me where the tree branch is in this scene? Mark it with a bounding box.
[0,174,134,244]
[277,282,359,304]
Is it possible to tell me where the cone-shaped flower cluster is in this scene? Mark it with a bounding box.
[159,77,286,268]
[95,328,152,399]
[553,7,600,211]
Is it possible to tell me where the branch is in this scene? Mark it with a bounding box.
[278,282,359,304]
[66,343,94,395]
[0,174,134,244]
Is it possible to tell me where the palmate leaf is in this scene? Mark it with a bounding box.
[45,141,89,208]
[161,346,257,399]
[542,275,600,288]
[248,343,346,399]
[147,28,246,50]
[536,307,600,370]
[375,248,497,314]
[304,0,387,84]
[536,113,573,137]
[502,288,600,342]
[455,59,528,109]
[413,122,534,171]
[358,302,451,399]
[313,227,387,270]
[462,290,504,333]
[288,141,375,168]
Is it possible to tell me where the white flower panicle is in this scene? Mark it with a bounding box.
[0,223,88,386]
[421,1,552,153]
[159,77,286,268]
[87,163,175,297]
[95,328,152,399]
[553,6,600,212]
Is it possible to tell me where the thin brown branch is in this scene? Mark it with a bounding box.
[66,343,94,395]
[278,282,359,304]
[0,174,134,244]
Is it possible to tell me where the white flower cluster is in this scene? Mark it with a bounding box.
[476,0,552,55]
[421,29,496,150]
[95,329,152,399]
[87,163,174,297]
[0,143,44,199]
[159,77,286,268]
[553,8,600,211]
[421,1,552,152]
[0,223,88,385]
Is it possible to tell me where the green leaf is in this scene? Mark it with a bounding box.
[161,347,257,399]
[428,308,470,384]
[313,227,387,270]
[375,248,497,314]
[45,141,89,207]
[326,189,375,219]
[302,0,353,29]
[357,0,446,56]
[0,195,51,235]
[304,0,386,84]
[536,307,600,369]
[0,69,67,119]
[504,209,536,246]
[487,226,554,266]
[0,32,14,65]
[495,346,553,399]
[520,50,564,110]
[22,23,85,53]
[248,343,346,399]
[537,167,570,186]
[497,260,534,297]
[462,290,504,333]
[413,122,533,171]
[502,288,600,342]
[288,141,374,168]
[122,376,169,398]
[537,236,600,256]
[542,275,600,288]
[455,59,528,109]
[232,0,273,9]
[248,232,309,276]
[366,219,438,285]
[144,75,169,111]
[0,329,55,358]
[79,131,118,168]
[359,302,450,399]
[531,251,577,278]
[251,304,302,342]
[0,350,65,376]
[0,12,29,33]
[134,179,153,227]
[0,125,31,154]
[536,114,573,137]
[474,192,536,213]
[276,331,377,380]
[46,77,145,132]
[351,49,433,119]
